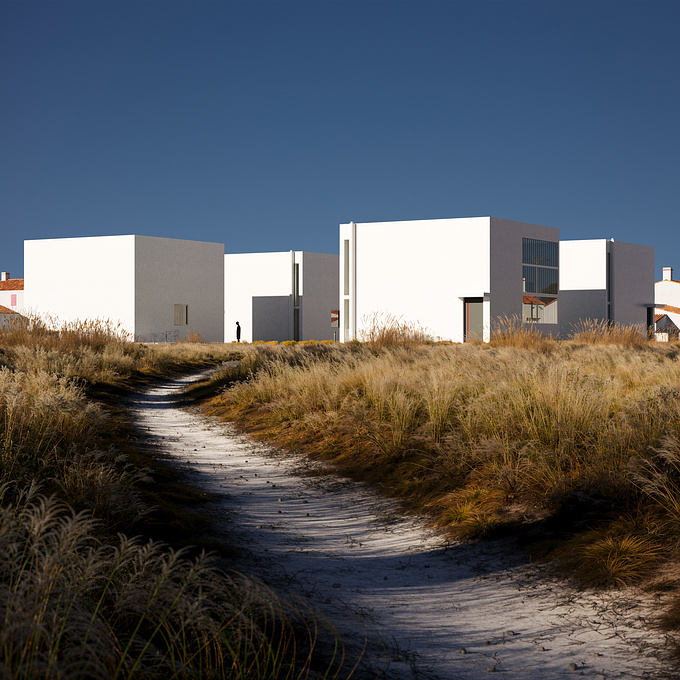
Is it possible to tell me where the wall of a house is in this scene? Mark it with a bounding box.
[24,236,137,334]
[134,236,224,343]
[341,217,560,343]
[24,235,224,342]
[0,288,25,313]
[300,252,338,341]
[654,275,680,335]
[609,240,655,327]
[340,217,493,342]
[559,239,654,334]
[490,218,560,339]
[225,252,294,342]
[559,239,608,335]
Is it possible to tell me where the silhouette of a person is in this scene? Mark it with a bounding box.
[236,321,241,342]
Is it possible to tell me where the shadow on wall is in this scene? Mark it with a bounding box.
[252,295,293,342]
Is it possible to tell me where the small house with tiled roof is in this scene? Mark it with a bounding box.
[655,267,680,337]
[0,273,25,313]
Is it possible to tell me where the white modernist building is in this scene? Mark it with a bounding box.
[225,251,338,343]
[340,217,656,343]
[24,235,224,342]
[340,217,560,343]
[0,273,25,314]
[655,267,680,337]
[559,239,655,334]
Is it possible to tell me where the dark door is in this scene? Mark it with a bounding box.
[464,298,484,341]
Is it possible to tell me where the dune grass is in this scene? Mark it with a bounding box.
[203,330,680,609]
[0,318,355,679]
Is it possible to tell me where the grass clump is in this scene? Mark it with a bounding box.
[358,312,437,350]
[569,318,651,347]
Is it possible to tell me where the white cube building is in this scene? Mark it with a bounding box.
[224,251,338,343]
[340,217,560,342]
[24,235,224,342]
[559,239,655,334]
[655,267,680,336]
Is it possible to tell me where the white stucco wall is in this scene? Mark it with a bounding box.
[341,217,492,342]
[0,288,25,313]
[24,235,224,342]
[225,252,295,342]
[24,236,137,334]
[655,279,680,309]
[134,236,224,343]
[560,240,608,290]
[654,277,680,333]
[225,251,338,342]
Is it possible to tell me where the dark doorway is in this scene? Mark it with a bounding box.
[464,298,484,341]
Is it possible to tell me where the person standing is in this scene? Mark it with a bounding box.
[236,321,241,342]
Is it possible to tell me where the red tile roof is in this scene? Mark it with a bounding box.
[0,279,23,291]
[659,304,680,315]
[0,305,19,314]
[522,295,557,307]
[655,314,667,323]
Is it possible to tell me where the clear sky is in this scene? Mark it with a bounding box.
[1,0,678,279]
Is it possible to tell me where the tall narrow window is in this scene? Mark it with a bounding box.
[293,264,300,307]
[344,299,350,334]
[174,304,188,326]
[343,240,350,296]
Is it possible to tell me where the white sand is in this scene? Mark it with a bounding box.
[128,372,677,679]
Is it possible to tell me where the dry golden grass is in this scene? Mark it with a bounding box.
[358,312,438,349]
[568,318,651,346]
[0,320,353,679]
[205,336,680,595]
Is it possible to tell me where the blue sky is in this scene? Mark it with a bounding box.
[1,0,678,279]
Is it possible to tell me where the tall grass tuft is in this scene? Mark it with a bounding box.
[358,312,437,349]
[489,316,555,351]
[568,318,651,347]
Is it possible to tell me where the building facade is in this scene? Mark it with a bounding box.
[655,266,680,337]
[224,251,338,343]
[24,235,224,342]
[0,273,25,313]
[340,217,561,343]
[559,239,655,334]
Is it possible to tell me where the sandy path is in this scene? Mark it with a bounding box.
[128,372,676,679]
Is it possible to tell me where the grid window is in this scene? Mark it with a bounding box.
[522,238,558,323]
[522,238,558,267]
[523,266,558,295]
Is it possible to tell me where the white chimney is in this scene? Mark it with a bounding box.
[663,267,674,281]
[0,272,9,281]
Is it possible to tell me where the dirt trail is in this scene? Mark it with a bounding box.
[129,372,676,679]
